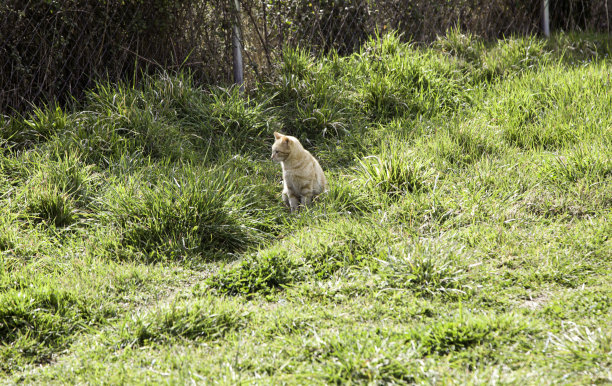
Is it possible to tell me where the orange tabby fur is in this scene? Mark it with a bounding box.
[271,132,327,212]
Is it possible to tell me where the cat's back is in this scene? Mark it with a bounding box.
[284,141,326,194]
[310,151,327,193]
[298,147,327,194]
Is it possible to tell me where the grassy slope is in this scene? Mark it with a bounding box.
[1,31,611,383]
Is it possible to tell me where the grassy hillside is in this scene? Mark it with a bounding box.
[1,31,611,383]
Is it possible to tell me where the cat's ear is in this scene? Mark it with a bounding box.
[273,131,282,140]
[282,137,290,144]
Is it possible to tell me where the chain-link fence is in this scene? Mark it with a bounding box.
[1,0,610,115]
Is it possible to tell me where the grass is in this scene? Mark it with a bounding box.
[1,30,611,383]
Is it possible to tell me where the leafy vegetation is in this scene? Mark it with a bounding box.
[1,31,611,383]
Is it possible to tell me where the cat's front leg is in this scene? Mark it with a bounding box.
[288,195,300,212]
[283,188,300,212]
[300,194,313,207]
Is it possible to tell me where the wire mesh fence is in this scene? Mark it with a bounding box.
[0,0,235,114]
[1,0,610,115]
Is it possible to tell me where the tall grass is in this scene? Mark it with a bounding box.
[102,163,274,263]
[1,31,611,383]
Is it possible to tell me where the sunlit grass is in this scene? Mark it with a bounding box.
[1,31,611,383]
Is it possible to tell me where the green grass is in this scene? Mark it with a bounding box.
[1,31,611,383]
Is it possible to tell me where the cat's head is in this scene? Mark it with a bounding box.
[271,131,292,162]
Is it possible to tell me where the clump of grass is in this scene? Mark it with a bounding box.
[25,186,77,227]
[0,284,109,372]
[419,117,504,168]
[432,31,553,82]
[39,151,100,204]
[362,72,409,120]
[199,86,272,155]
[206,248,302,296]
[549,324,612,370]
[482,63,612,150]
[358,33,474,121]
[281,45,315,80]
[117,296,249,347]
[81,78,200,161]
[488,86,566,150]
[16,151,100,228]
[379,242,470,297]
[419,312,536,356]
[0,103,69,149]
[540,145,612,185]
[546,32,612,64]
[140,72,205,117]
[208,219,390,295]
[294,328,418,384]
[362,30,404,56]
[50,74,273,166]
[303,220,388,280]
[263,47,358,140]
[357,145,430,197]
[447,119,502,164]
[318,176,372,214]
[0,214,18,252]
[433,27,482,64]
[103,164,268,263]
[48,111,141,168]
[421,130,466,168]
[480,36,550,80]
[388,187,459,233]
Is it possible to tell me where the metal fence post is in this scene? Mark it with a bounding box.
[542,0,550,37]
[232,0,244,92]
[606,0,610,34]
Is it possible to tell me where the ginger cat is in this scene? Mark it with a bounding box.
[271,132,327,212]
